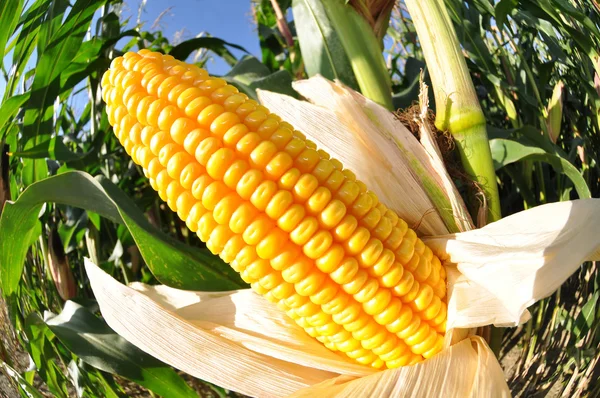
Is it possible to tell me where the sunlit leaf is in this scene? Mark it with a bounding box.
[490,138,591,199]
[292,0,358,90]
[0,0,24,63]
[45,301,198,398]
[0,171,244,296]
[169,37,248,65]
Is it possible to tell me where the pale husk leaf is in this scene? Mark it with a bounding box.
[446,267,531,329]
[288,336,510,398]
[425,199,600,327]
[258,78,453,236]
[127,282,373,377]
[85,260,373,398]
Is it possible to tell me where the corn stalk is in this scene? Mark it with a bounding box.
[404,0,501,224]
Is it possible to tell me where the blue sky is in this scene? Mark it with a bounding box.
[121,0,262,75]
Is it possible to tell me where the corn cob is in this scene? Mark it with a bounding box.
[101,50,447,369]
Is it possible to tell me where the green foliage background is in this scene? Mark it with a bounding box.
[0,0,598,396]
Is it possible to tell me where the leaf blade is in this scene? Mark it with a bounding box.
[0,171,243,296]
[46,301,198,398]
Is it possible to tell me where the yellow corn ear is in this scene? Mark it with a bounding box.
[101,50,447,369]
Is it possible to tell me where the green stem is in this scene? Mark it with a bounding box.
[321,0,394,110]
[405,0,501,223]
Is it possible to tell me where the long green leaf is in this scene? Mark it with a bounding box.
[490,138,591,199]
[12,136,80,161]
[573,292,598,339]
[225,56,297,99]
[0,92,30,137]
[0,0,24,62]
[4,0,48,99]
[22,0,106,145]
[169,37,248,65]
[46,301,198,398]
[0,171,244,297]
[292,0,358,90]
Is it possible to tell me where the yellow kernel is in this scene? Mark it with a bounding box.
[290,217,319,246]
[223,124,248,148]
[184,96,212,120]
[265,152,293,179]
[284,137,306,158]
[236,169,262,200]
[243,216,274,246]
[250,141,278,169]
[166,152,192,180]
[342,269,368,295]
[197,103,225,128]
[329,258,359,285]
[250,180,278,211]
[315,244,345,273]
[303,230,333,260]
[265,190,293,219]
[245,109,269,130]
[312,159,335,182]
[277,204,305,232]
[346,227,370,255]
[295,270,326,296]
[210,112,240,138]
[195,137,222,166]
[281,257,312,283]
[256,230,287,260]
[201,181,229,211]
[229,203,258,234]
[293,174,319,201]
[213,194,242,225]
[270,128,294,149]
[324,170,345,192]
[295,148,320,173]
[363,289,392,316]
[169,117,194,145]
[279,168,301,190]
[223,159,249,189]
[236,132,262,157]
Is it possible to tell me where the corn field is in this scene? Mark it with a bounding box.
[0,0,599,397]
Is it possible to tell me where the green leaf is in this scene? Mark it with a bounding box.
[12,136,81,161]
[0,0,24,63]
[392,57,428,110]
[36,0,69,55]
[6,0,49,99]
[0,92,30,137]
[0,171,243,296]
[46,301,198,398]
[490,138,591,199]
[292,0,358,90]
[573,292,598,339]
[169,37,248,66]
[225,56,297,99]
[21,158,48,187]
[0,361,45,398]
[23,314,68,398]
[319,0,393,108]
[495,0,517,29]
[22,0,106,146]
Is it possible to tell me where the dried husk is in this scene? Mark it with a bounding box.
[425,199,600,327]
[86,260,511,397]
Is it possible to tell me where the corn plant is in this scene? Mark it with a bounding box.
[0,0,598,397]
